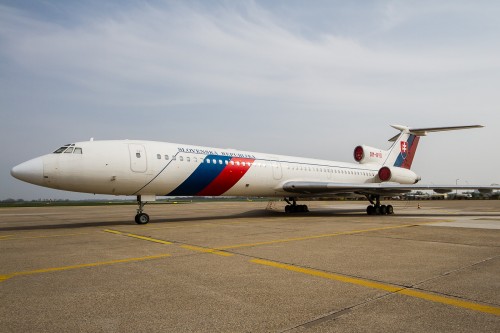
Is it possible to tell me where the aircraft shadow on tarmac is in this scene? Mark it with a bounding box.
[1,208,499,232]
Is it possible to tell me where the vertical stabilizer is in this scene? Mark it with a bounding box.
[382,124,483,170]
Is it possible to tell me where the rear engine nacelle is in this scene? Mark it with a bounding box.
[378,166,421,184]
[353,145,386,164]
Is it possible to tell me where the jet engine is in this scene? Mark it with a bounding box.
[353,145,387,164]
[378,166,421,184]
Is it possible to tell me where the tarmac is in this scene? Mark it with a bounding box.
[0,200,499,332]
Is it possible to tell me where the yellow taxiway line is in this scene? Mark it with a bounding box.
[218,223,428,250]
[180,245,233,257]
[104,229,172,244]
[0,232,90,241]
[104,229,230,256]
[251,259,500,316]
[0,253,171,283]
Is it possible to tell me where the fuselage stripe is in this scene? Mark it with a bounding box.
[167,155,232,196]
[197,157,255,196]
[167,155,254,196]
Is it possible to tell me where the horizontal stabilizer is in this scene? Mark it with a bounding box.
[388,125,483,142]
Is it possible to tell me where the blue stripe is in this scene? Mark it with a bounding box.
[394,135,415,167]
[167,155,232,196]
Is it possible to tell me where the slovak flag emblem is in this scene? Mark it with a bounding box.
[401,141,408,158]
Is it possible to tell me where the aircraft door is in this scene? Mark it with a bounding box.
[271,160,282,180]
[129,144,147,173]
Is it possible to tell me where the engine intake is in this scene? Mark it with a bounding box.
[353,145,386,164]
[378,166,421,184]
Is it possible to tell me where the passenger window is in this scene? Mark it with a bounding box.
[212,159,216,164]
[206,159,211,164]
[157,154,161,159]
[194,157,197,163]
[187,157,190,162]
[165,155,169,160]
[219,160,222,165]
[225,160,228,165]
[172,156,176,160]
[180,156,184,162]
[74,147,82,154]
[136,153,141,158]
[230,161,234,165]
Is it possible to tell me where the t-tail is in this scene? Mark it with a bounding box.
[353,124,484,183]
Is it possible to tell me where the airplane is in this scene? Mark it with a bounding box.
[11,124,500,224]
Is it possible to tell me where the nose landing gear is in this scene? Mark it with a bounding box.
[135,195,150,224]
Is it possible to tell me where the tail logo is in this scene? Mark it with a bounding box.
[400,141,408,159]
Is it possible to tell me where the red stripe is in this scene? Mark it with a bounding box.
[197,157,255,196]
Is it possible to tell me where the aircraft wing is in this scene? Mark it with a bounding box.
[281,181,500,196]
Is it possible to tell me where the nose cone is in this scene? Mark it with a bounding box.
[11,157,44,185]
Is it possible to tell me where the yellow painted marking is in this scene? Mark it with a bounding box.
[219,224,419,250]
[251,259,403,292]
[251,259,500,316]
[0,235,13,239]
[104,229,172,245]
[181,245,233,257]
[398,289,500,316]
[0,275,12,282]
[103,229,123,235]
[0,254,171,283]
[0,233,89,241]
[125,234,172,244]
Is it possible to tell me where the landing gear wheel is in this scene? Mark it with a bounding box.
[135,213,150,225]
[285,204,309,213]
[284,197,309,213]
[366,194,395,216]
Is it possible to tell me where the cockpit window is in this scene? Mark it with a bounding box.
[53,144,82,154]
[54,147,68,154]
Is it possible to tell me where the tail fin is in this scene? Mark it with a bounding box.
[383,124,483,169]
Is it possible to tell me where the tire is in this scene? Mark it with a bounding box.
[135,213,150,224]
[387,205,394,215]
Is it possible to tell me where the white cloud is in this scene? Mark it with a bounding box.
[1,1,500,200]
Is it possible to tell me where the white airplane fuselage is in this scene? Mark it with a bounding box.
[16,140,381,197]
[13,125,497,224]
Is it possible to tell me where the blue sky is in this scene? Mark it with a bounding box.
[1,0,499,200]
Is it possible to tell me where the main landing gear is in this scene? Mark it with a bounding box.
[366,195,394,216]
[135,196,150,224]
[284,197,309,213]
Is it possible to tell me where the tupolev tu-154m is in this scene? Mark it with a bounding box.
[11,124,500,224]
